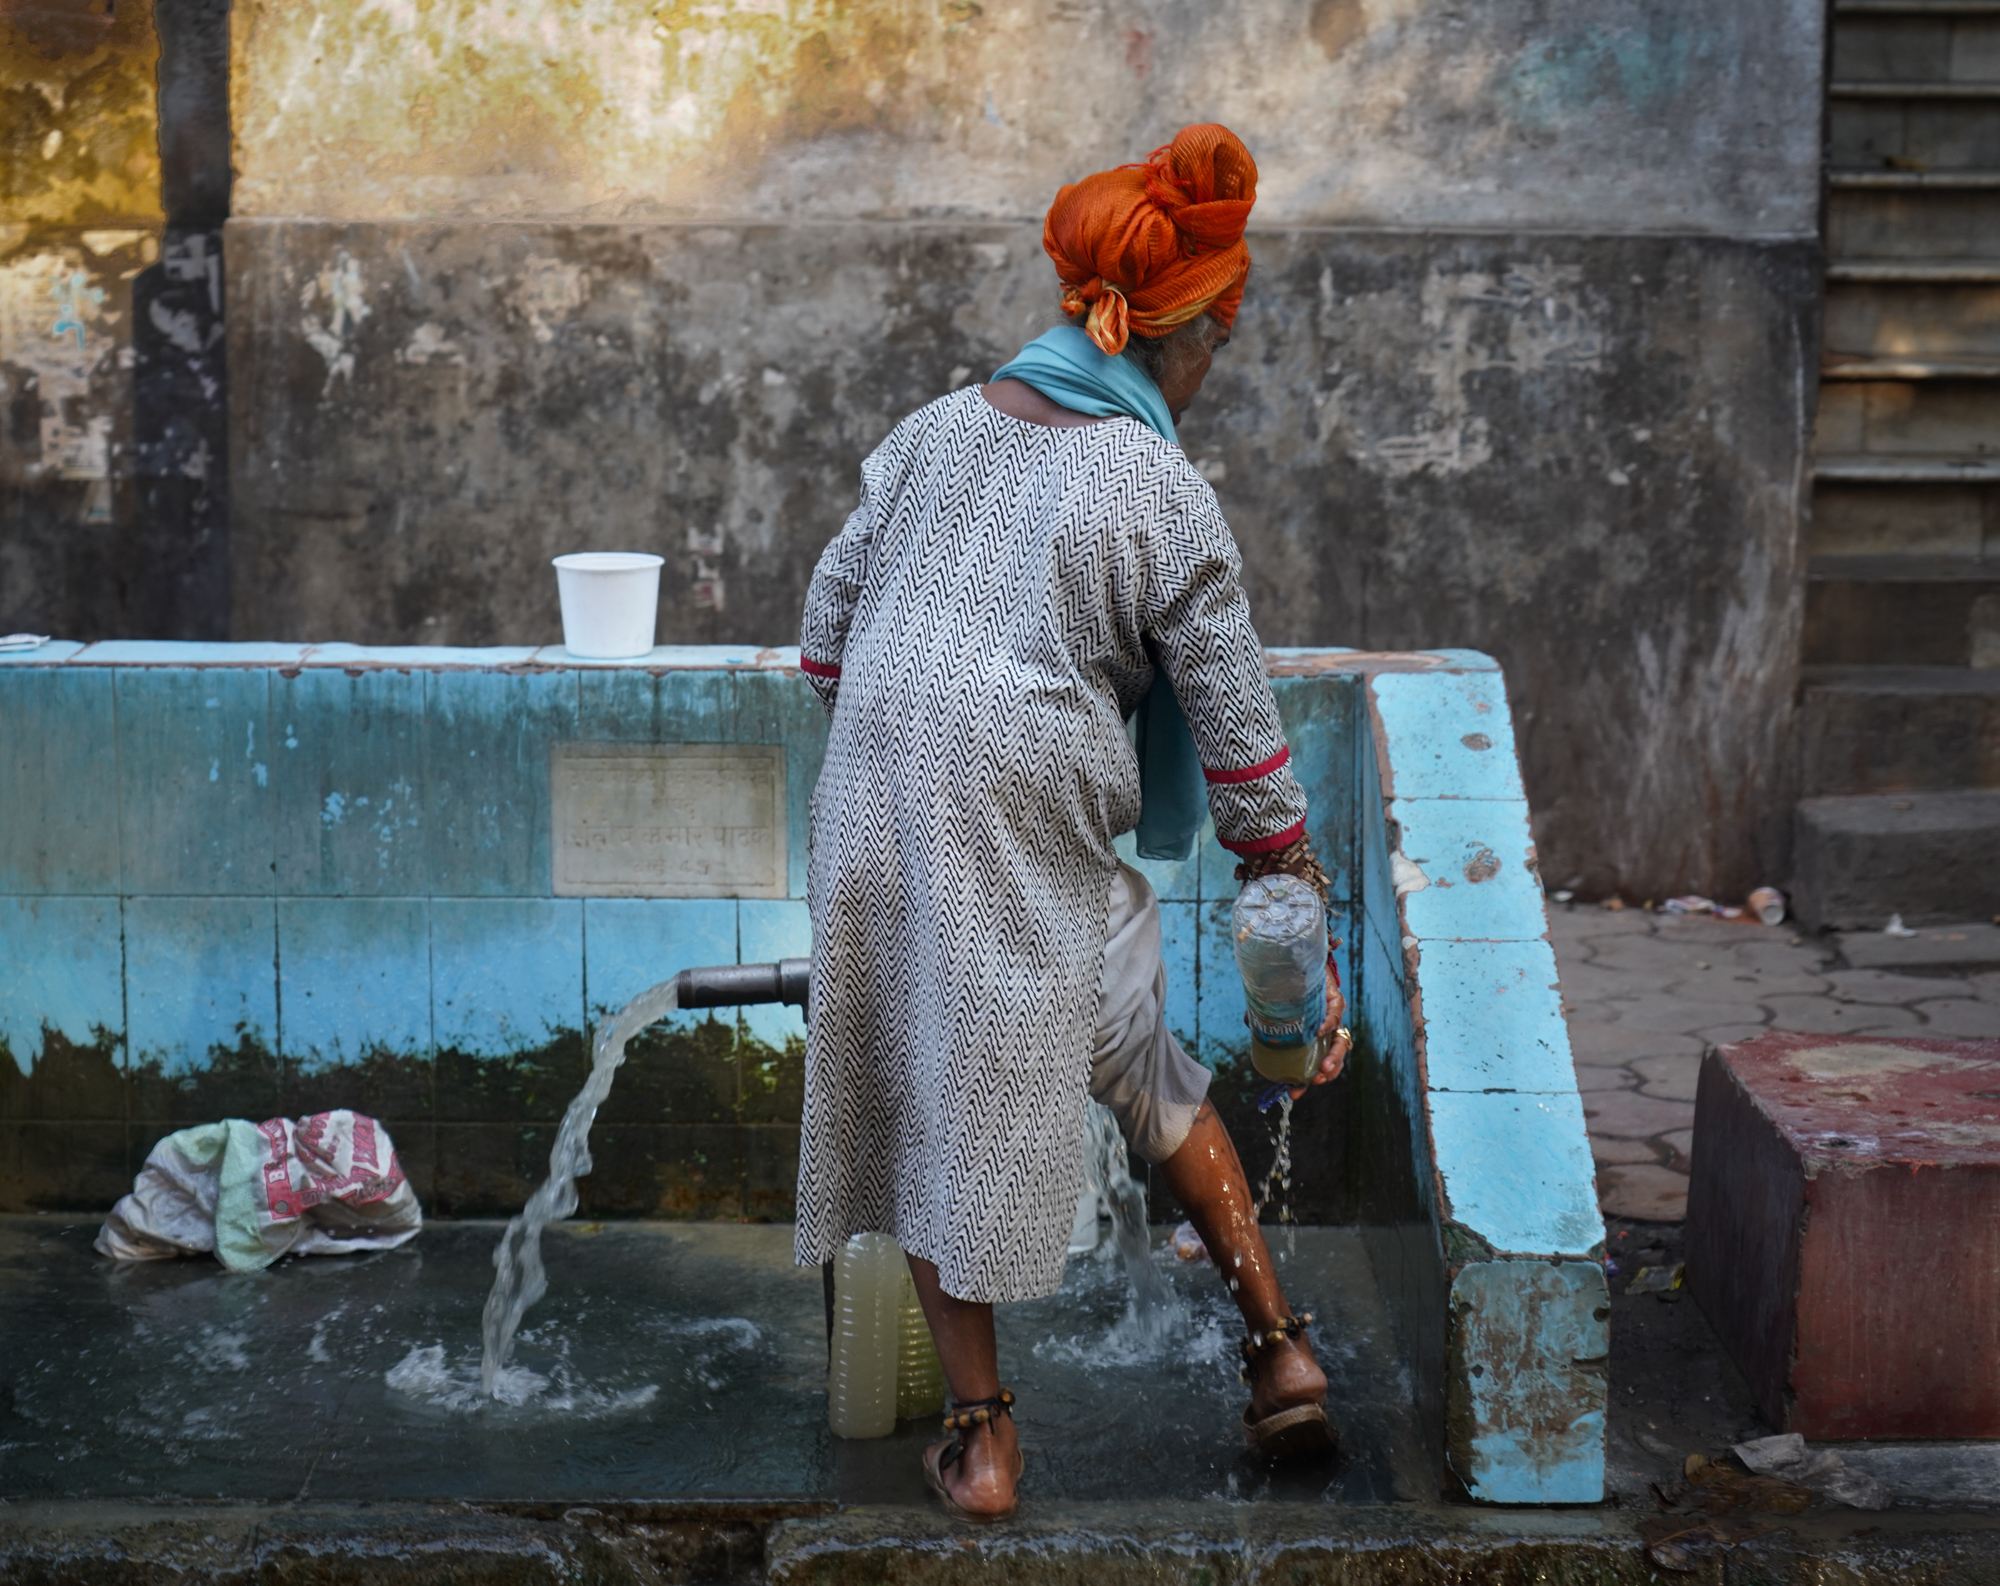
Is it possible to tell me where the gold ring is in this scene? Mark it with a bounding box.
[1335,1026,1352,1044]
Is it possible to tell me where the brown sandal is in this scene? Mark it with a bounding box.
[1239,1314,1339,1460]
[922,1389,1024,1523]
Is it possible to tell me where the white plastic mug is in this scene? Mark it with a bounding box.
[552,552,664,659]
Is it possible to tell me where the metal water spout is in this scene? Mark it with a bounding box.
[674,959,811,1018]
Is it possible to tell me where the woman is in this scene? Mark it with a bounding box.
[796,124,1348,1522]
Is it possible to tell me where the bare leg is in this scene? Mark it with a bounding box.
[905,1253,1022,1516]
[1158,1099,1328,1421]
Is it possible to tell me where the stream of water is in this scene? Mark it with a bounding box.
[479,978,682,1396]
[1252,1092,1295,1224]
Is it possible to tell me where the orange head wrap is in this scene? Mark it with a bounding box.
[1042,123,1259,358]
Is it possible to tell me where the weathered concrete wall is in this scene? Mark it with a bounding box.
[229,219,1817,897]
[229,0,1821,236]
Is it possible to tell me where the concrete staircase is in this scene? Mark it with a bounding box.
[1799,0,2000,929]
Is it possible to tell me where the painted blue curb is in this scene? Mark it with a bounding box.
[1364,659,1607,1504]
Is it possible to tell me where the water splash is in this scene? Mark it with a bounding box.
[1076,1099,1179,1349]
[479,978,681,1396]
[391,1342,658,1416]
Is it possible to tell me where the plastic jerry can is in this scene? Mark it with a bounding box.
[828,1232,944,1437]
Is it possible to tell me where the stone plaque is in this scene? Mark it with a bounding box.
[551,743,787,898]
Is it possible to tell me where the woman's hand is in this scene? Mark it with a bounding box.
[1290,965,1350,1098]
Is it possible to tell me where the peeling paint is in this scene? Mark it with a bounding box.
[0,246,131,500]
[510,256,589,344]
[300,250,371,393]
[1368,263,1604,478]
[1446,1259,1608,1503]
[398,321,464,365]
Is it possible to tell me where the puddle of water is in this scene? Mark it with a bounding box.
[5,1219,1420,1503]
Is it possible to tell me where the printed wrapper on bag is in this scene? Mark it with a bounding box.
[95,1110,422,1271]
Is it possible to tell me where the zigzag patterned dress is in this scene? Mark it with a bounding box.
[795,387,1309,1303]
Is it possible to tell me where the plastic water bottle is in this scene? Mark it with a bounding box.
[1232,873,1329,1084]
[827,1232,944,1436]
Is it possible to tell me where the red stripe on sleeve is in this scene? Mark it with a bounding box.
[1203,745,1291,785]
[800,655,841,680]
[1218,819,1308,857]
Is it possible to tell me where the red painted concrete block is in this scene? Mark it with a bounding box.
[1685,1031,2000,1440]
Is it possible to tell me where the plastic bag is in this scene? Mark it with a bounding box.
[96,1110,421,1271]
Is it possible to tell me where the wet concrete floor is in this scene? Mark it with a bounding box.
[0,1217,1424,1507]
[7,1215,1999,1583]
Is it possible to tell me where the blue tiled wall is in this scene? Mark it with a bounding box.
[0,644,1353,1092]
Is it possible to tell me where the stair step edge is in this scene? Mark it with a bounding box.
[1823,355,2000,379]
[1809,554,2000,580]
[1816,455,2000,482]
[1830,169,2000,187]
[1831,80,2000,97]
[1828,260,2000,281]
[1837,1,2000,13]
[1804,664,2000,695]
[1800,788,2000,815]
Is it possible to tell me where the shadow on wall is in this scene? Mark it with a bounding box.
[1,0,232,643]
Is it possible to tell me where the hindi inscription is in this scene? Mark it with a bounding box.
[551,743,787,898]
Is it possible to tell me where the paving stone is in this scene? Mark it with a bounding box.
[1564,1019,1705,1063]
[1632,1055,1700,1102]
[1558,915,1994,1229]
[1824,968,1976,1005]
[1598,1162,1689,1221]
[1602,995,1768,1034]
[1590,1137,1660,1166]
[1550,964,1634,1004]
[1725,939,1838,976]
[1549,905,1656,938]
[1580,1089,1696,1141]
[1760,995,1922,1035]
[1914,997,2000,1038]
[1587,939,1723,977]
[1664,963,1829,999]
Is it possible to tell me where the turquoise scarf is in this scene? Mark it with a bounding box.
[989,328,1206,862]
[990,326,1176,443]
